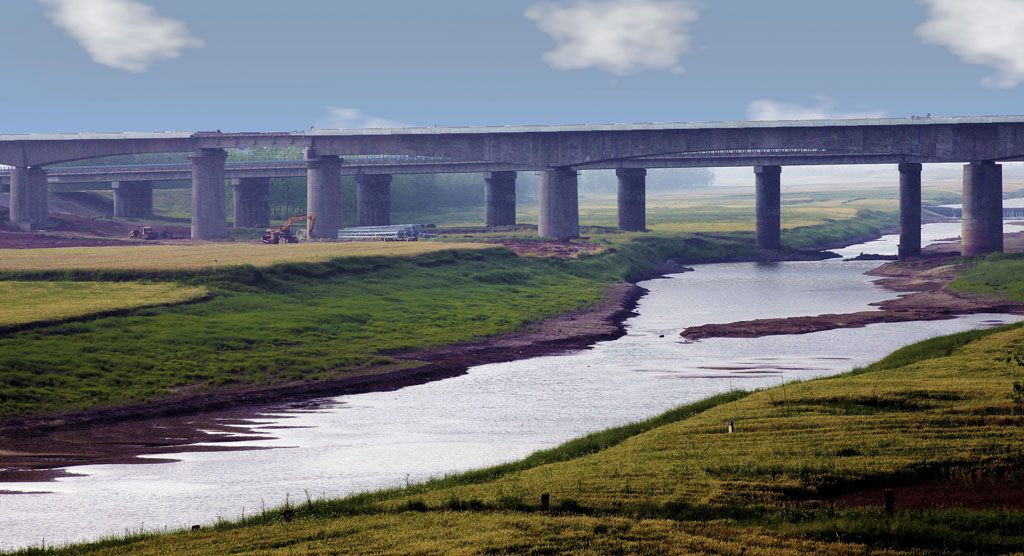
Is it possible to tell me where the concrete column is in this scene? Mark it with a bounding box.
[962,161,1003,256]
[356,174,392,226]
[484,171,517,227]
[232,177,271,228]
[9,166,48,231]
[898,163,922,260]
[538,167,579,239]
[616,168,646,232]
[112,180,153,218]
[190,148,228,240]
[755,165,782,249]
[306,151,342,239]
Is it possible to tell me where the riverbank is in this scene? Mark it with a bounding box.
[0,281,648,481]
[15,306,1024,555]
[0,210,903,478]
[681,231,1024,340]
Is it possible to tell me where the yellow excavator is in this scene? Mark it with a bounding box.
[261,213,315,244]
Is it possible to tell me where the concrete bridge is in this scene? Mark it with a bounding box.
[3,116,1024,256]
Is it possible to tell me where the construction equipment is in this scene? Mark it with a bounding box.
[262,213,315,244]
[128,226,158,240]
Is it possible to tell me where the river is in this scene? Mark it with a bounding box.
[1,222,1022,550]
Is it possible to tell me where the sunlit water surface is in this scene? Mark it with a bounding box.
[2,223,1022,550]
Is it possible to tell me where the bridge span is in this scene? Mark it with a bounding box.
[3,116,1024,256]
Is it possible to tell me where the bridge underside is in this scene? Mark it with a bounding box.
[2,116,1022,249]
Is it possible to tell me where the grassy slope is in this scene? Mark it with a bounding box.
[0,282,208,328]
[20,319,1024,555]
[0,249,604,416]
[0,209,898,418]
[949,253,1024,302]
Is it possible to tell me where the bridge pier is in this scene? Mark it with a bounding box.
[190,148,228,240]
[616,168,646,232]
[306,152,342,239]
[755,165,781,249]
[232,177,270,228]
[898,163,922,260]
[112,180,153,218]
[484,171,517,227]
[9,167,48,231]
[962,161,1003,256]
[356,174,392,226]
[538,167,579,239]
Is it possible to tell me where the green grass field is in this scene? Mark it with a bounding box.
[0,282,208,328]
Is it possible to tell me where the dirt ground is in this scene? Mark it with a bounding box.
[828,481,1024,511]
[0,207,190,249]
[680,232,1024,340]
[479,238,602,258]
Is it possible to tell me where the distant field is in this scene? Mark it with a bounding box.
[0,282,208,327]
[0,241,491,272]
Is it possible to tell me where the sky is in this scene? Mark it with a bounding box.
[2,0,1024,136]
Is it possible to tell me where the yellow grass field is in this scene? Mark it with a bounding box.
[0,282,209,327]
[0,241,491,273]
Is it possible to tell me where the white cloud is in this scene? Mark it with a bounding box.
[525,0,702,75]
[746,96,888,121]
[315,108,408,129]
[916,0,1024,88]
[39,0,203,73]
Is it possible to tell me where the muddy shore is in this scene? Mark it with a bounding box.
[0,282,646,481]
[680,233,1024,340]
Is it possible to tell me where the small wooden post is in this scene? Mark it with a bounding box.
[884,489,895,516]
[541,492,550,512]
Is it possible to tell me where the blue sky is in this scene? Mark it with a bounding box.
[2,0,1024,134]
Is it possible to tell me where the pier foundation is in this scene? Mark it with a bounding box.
[962,161,1003,256]
[306,151,342,239]
[112,180,153,218]
[356,174,392,226]
[616,168,646,232]
[232,177,271,228]
[755,165,781,249]
[898,163,922,260]
[538,167,579,239]
[484,171,517,227]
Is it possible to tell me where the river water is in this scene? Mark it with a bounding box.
[2,223,1022,550]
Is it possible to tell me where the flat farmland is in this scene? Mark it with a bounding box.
[0,281,209,328]
[0,241,491,272]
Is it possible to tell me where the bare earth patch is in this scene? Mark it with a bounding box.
[680,232,1024,340]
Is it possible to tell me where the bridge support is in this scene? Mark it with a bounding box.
[538,167,579,239]
[232,177,270,228]
[484,171,517,227]
[9,167,48,231]
[190,148,228,240]
[306,153,342,239]
[112,180,153,218]
[356,174,392,226]
[962,161,1003,256]
[755,165,781,249]
[616,168,646,232]
[898,163,922,260]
